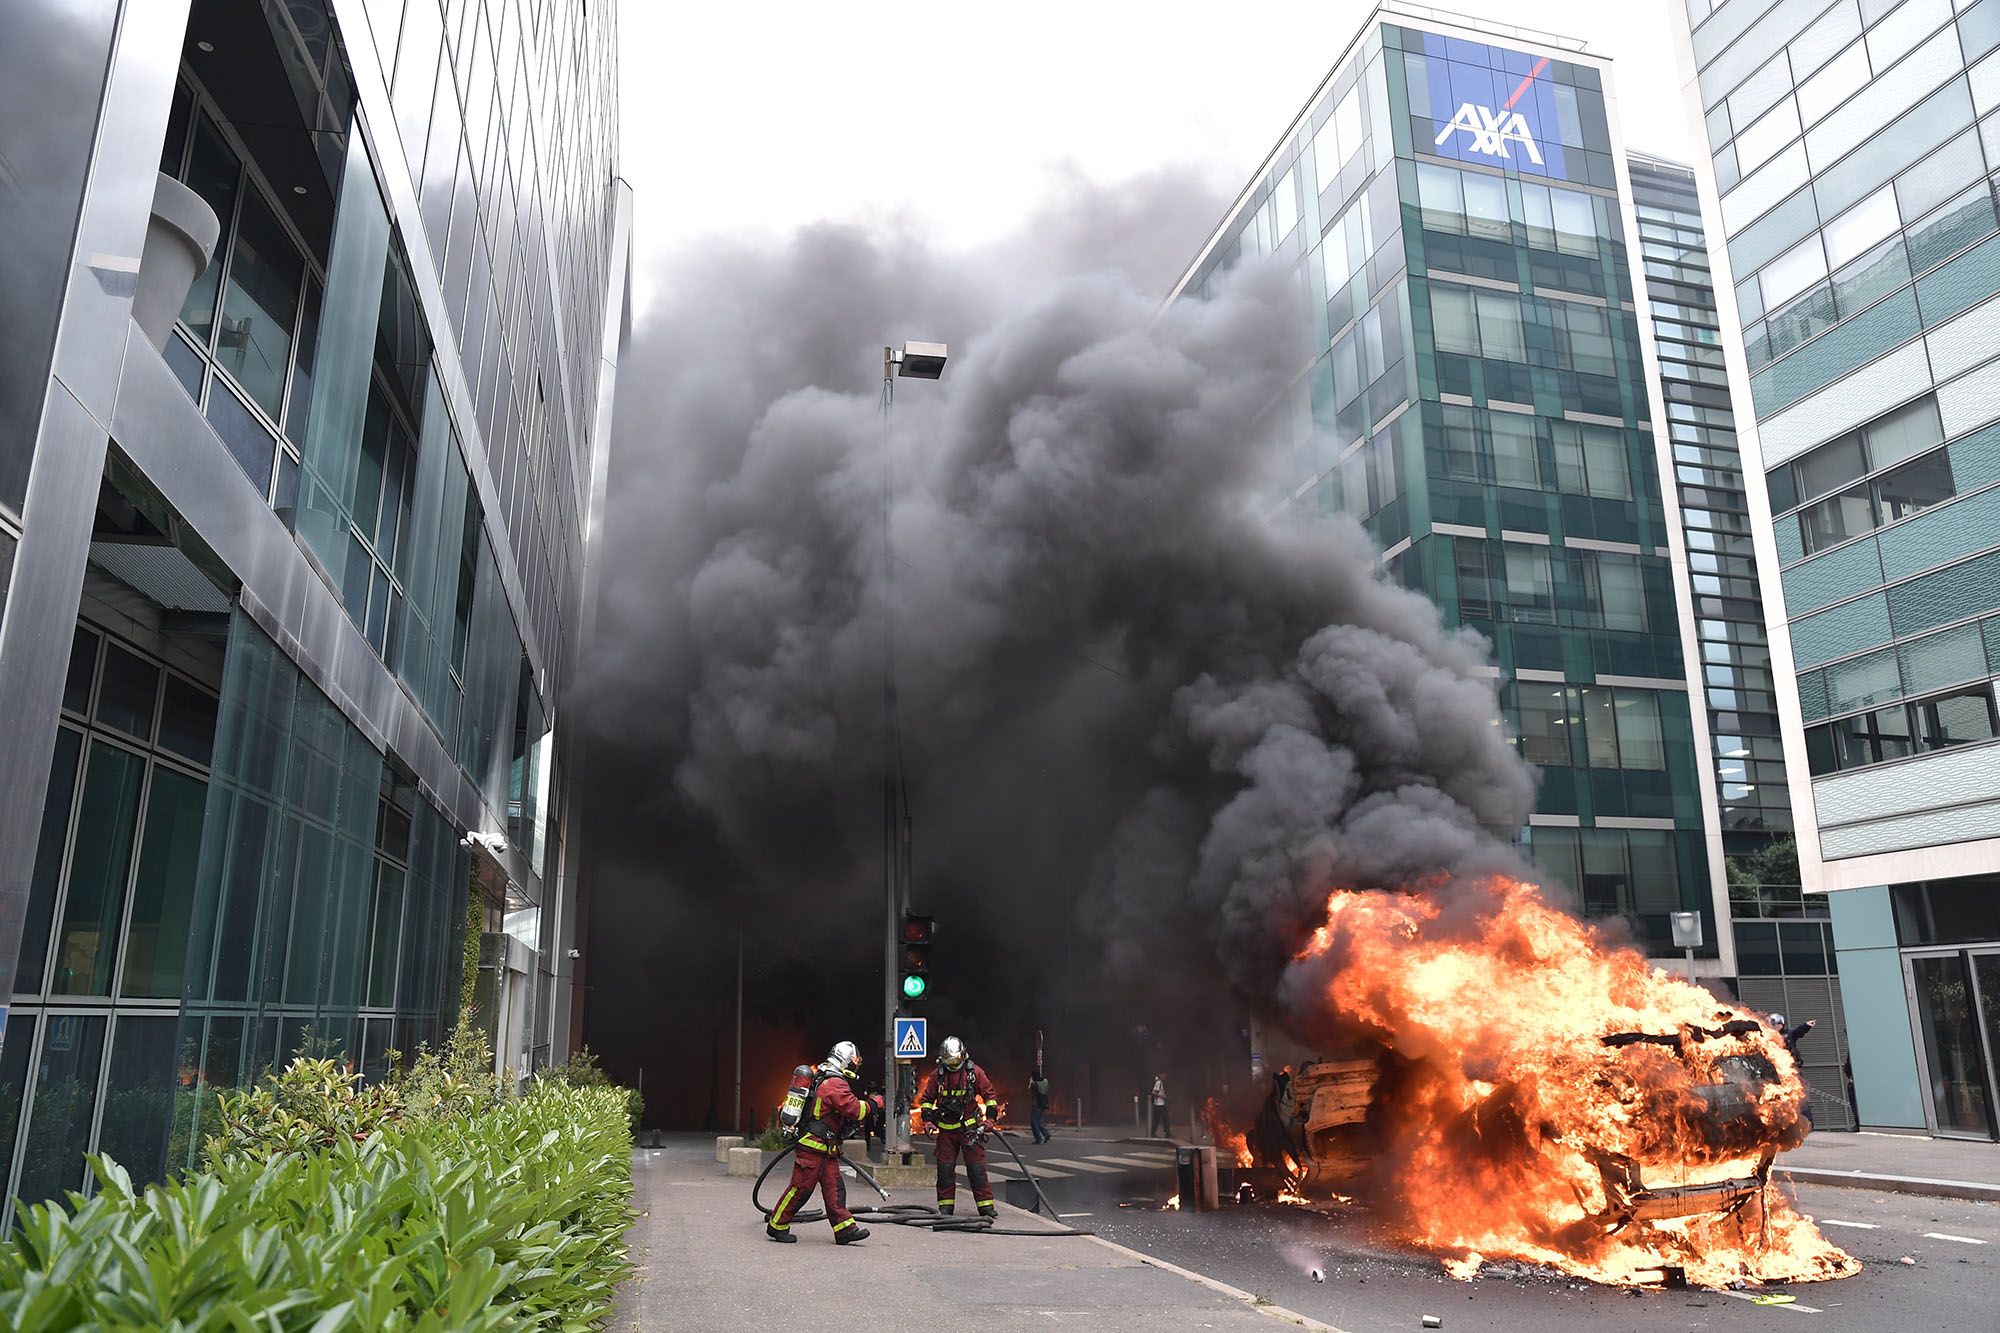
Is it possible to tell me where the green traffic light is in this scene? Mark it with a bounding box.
[901,974,927,999]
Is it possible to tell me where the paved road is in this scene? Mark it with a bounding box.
[984,1132,2000,1331]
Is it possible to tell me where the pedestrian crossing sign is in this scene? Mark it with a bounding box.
[895,1017,927,1059]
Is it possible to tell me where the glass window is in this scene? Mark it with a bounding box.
[1628,830,1681,912]
[177,114,240,342]
[18,728,83,994]
[1613,689,1666,770]
[1504,545,1554,617]
[157,674,219,767]
[119,765,207,998]
[61,626,98,716]
[1795,434,1868,502]
[1274,167,1298,242]
[205,380,277,495]
[1551,188,1596,255]
[1431,284,1478,354]
[51,741,145,995]
[1581,425,1632,500]
[1915,687,1999,748]
[1800,484,1878,552]
[12,1015,107,1206]
[1476,291,1523,359]
[97,1014,179,1186]
[1761,234,1828,309]
[1823,186,1901,268]
[1462,172,1509,238]
[1513,686,1573,767]
[1491,414,1539,487]
[1582,687,1621,767]
[1874,450,1955,522]
[1800,41,1870,125]
[1590,552,1648,632]
[1864,396,1945,469]
[1417,162,1461,226]
[95,644,159,741]
[1334,85,1363,167]
[215,187,304,419]
[1580,828,1630,915]
[1736,96,1802,175]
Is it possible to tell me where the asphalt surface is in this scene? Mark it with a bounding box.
[988,1131,2000,1332]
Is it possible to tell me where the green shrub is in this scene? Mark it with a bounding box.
[201,1057,405,1167]
[0,1083,634,1330]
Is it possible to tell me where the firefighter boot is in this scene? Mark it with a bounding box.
[936,1202,954,1217]
[765,1225,796,1244]
[977,1201,998,1223]
[835,1223,872,1245]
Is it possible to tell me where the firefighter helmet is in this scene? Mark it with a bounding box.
[825,1040,861,1078]
[940,1036,967,1070]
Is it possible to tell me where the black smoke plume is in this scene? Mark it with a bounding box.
[576,172,1536,1121]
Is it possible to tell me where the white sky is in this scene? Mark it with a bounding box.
[618,1,1696,313]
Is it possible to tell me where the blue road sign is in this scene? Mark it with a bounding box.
[895,1016,927,1060]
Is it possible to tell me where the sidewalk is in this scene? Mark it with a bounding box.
[1779,1129,2000,1202]
[611,1135,1338,1332]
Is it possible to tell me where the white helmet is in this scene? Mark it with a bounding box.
[940,1036,968,1070]
[1769,1014,1786,1028]
[824,1040,860,1078]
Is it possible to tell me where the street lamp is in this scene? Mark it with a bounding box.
[880,339,946,1163]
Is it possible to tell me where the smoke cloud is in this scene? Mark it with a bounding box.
[577,168,1537,1108]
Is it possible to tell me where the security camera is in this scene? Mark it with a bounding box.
[458,831,508,856]
[566,948,581,959]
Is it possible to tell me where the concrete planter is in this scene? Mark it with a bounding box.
[725,1147,762,1178]
[714,1135,744,1163]
[134,172,220,350]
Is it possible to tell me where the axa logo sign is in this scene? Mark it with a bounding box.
[1434,103,1544,166]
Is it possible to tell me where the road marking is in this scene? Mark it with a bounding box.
[1084,1155,1167,1169]
[1924,1232,1987,1244]
[1010,1165,1071,1179]
[1819,1220,1879,1229]
[1059,1211,1094,1218]
[1718,1289,1822,1315]
[1038,1157,1125,1174]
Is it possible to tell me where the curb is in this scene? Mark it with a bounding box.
[1779,1165,2000,1204]
[993,1200,1351,1333]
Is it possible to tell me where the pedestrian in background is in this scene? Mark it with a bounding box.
[1029,1071,1052,1144]
[1149,1073,1169,1137]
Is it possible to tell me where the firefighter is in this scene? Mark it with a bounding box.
[767,1040,883,1244]
[918,1035,1001,1220]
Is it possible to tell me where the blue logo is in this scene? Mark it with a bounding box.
[1418,34,1572,181]
[895,1017,927,1059]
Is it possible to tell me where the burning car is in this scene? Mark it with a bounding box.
[1237,877,1858,1288]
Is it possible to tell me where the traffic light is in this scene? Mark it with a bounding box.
[900,914,934,1000]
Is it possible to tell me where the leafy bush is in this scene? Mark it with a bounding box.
[201,1057,405,1167]
[0,1082,634,1331]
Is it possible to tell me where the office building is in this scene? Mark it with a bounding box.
[1629,154,1852,1126]
[1171,8,1735,973]
[0,0,627,1211]
[1678,0,2000,1136]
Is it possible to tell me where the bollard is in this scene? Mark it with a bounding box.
[715,1135,745,1163]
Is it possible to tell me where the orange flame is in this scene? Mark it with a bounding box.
[1201,1096,1255,1167]
[1290,877,1856,1289]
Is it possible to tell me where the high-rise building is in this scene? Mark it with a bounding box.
[1629,154,1852,1128]
[1171,8,1733,972]
[0,0,626,1212]
[1677,0,2000,1136]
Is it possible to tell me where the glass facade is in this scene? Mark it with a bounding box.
[1684,0,2000,1132]
[0,0,622,1211]
[1174,21,1715,952]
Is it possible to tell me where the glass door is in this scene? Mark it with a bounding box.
[1911,952,1994,1137]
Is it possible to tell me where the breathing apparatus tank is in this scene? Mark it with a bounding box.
[778,1064,816,1142]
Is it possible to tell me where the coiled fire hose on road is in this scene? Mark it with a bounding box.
[751,1127,1093,1236]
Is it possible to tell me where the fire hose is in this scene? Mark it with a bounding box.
[751,1127,1094,1236]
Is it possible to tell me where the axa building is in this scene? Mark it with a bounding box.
[1677,0,2000,1136]
[1171,4,1855,1124]
[0,0,627,1214]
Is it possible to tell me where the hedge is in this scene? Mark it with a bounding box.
[0,1081,634,1331]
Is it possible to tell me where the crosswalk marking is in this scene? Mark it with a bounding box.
[1001,1164,1069,1179]
[1037,1157,1125,1174]
[1924,1232,1987,1245]
[1083,1155,1168,1170]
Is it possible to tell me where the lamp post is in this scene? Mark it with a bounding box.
[881,340,946,1162]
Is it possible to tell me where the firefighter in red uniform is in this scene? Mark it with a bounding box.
[918,1035,1001,1220]
[767,1040,883,1244]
